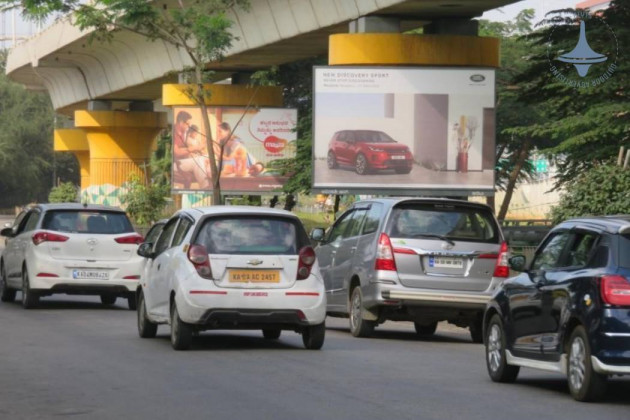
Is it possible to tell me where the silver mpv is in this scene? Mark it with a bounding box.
[311,198,508,342]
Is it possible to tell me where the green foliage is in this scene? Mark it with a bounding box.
[120,174,169,226]
[551,161,630,224]
[0,50,78,207]
[48,182,78,203]
[150,130,172,188]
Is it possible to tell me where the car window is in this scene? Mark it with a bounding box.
[195,216,307,255]
[388,203,499,243]
[172,218,193,247]
[567,232,599,267]
[531,232,571,271]
[346,209,368,238]
[337,132,346,142]
[12,210,27,228]
[362,203,383,235]
[22,211,40,232]
[154,218,179,256]
[144,223,165,245]
[42,210,134,234]
[326,211,354,243]
[346,131,355,143]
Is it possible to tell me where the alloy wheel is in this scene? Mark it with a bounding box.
[569,336,586,392]
[350,291,361,331]
[487,324,502,373]
[355,154,367,174]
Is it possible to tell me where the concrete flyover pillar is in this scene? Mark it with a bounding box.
[74,110,167,205]
[54,129,90,191]
[162,83,284,208]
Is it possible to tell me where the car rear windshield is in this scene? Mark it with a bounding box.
[194,216,309,255]
[42,210,134,234]
[617,235,630,268]
[388,203,500,243]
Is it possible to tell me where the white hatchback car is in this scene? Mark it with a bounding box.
[0,203,144,309]
[136,206,327,350]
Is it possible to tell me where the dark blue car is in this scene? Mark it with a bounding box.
[483,216,630,401]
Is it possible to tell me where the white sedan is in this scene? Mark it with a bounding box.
[136,206,327,350]
[0,203,144,309]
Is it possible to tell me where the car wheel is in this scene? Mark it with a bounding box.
[414,321,438,336]
[21,267,39,309]
[302,322,325,350]
[395,167,412,174]
[137,291,158,338]
[0,263,16,303]
[486,314,519,383]
[355,154,370,175]
[327,151,338,169]
[470,319,484,344]
[170,301,193,351]
[100,294,117,306]
[567,325,607,402]
[262,329,281,340]
[349,287,375,338]
[127,294,137,311]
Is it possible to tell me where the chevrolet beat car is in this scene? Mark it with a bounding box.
[326,130,413,175]
[311,198,508,342]
[0,204,144,309]
[484,216,630,402]
[136,206,327,351]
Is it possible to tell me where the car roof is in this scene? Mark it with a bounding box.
[176,205,300,221]
[36,203,125,212]
[355,197,492,209]
[557,216,630,234]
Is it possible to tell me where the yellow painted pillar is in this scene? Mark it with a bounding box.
[74,110,167,205]
[54,129,90,190]
[162,84,284,209]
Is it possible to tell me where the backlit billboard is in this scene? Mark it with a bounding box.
[312,67,496,196]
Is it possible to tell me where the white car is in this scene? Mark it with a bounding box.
[136,206,327,350]
[0,203,144,309]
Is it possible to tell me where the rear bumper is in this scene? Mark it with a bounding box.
[592,356,630,375]
[199,309,310,330]
[33,283,135,297]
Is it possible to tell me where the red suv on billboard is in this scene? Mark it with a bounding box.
[326,130,413,175]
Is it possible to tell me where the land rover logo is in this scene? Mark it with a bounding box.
[470,74,485,82]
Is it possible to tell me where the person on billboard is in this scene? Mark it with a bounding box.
[173,110,211,189]
[217,122,256,177]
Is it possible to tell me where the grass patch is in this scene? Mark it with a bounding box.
[295,211,332,233]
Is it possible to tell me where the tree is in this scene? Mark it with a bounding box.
[550,160,630,224]
[6,0,251,205]
[511,0,629,189]
[120,174,169,226]
[48,182,78,203]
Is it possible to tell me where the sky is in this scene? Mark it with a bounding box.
[482,0,585,23]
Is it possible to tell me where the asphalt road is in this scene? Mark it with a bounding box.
[0,295,628,420]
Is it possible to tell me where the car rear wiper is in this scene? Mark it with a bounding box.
[411,233,455,246]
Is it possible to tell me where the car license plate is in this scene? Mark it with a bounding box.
[72,270,109,280]
[391,155,406,160]
[229,270,280,283]
[428,257,464,269]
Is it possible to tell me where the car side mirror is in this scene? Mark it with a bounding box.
[0,227,15,238]
[310,228,326,242]
[137,242,155,258]
[509,255,527,272]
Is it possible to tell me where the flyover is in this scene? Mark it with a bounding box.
[6,0,517,206]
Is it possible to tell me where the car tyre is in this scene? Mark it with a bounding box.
[327,151,338,169]
[485,314,519,383]
[100,294,117,306]
[355,153,370,175]
[21,267,39,309]
[137,291,158,338]
[0,264,16,303]
[170,301,193,351]
[395,167,412,174]
[302,322,325,350]
[470,318,484,344]
[262,329,281,340]
[349,287,375,338]
[567,325,607,402]
[127,294,137,311]
[414,321,438,336]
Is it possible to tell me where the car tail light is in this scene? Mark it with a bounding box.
[187,244,212,279]
[297,246,316,280]
[115,234,144,245]
[375,233,396,271]
[32,231,69,246]
[493,241,510,278]
[600,275,630,306]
